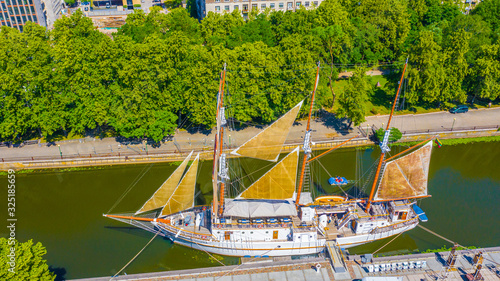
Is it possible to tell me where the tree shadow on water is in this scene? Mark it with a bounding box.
[49,266,67,281]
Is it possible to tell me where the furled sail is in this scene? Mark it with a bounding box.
[231,101,303,162]
[374,141,433,201]
[135,151,193,214]
[237,147,299,200]
[160,154,200,216]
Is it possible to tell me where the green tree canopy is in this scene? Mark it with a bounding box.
[336,67,371,127]
[0,238,55,280]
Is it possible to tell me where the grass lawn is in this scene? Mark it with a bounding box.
[327,73,500,117]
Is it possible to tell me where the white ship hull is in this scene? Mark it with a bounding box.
[149,216,419,257]
[337,220,418,248]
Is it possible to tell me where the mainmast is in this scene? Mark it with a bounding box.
[366,58,408,210]
[296,62,321,207]
[212,64,228,220]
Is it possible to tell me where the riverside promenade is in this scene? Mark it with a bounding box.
[71,247,500,281]
[1,107,499,170]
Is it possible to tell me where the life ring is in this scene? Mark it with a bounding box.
[282,223,287,228]
[258,225,263,229]
[316,264,322,270]
[202,235,207,239]
[217,224,222,229]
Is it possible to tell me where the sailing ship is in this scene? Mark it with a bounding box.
[104,60,435,257]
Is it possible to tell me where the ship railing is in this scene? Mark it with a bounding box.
[370,217,419,234]
[159,222,215,242]
[213,222,292,230]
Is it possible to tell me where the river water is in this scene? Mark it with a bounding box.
[1,142,499,279]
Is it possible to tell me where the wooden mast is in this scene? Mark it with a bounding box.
[366,59,408,210]
[218,65,227,217]
[212,64,226,219]
[296,62,320,207]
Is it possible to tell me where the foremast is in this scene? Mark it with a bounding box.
[365,59,408,210]
[296,62,321,207]
[213,64,228,220]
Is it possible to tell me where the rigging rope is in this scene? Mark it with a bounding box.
[316,158,349,197]
[107,163,154,214]
[110,230,160,280]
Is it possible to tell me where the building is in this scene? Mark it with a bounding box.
[204,0,321,18]
[0,0,46,31]
[41,0,64,28]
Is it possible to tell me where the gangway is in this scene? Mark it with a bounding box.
[326,241,347,273]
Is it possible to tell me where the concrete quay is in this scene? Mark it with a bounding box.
[71,247,500,281]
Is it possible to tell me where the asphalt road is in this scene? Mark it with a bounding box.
[1,108,499,161]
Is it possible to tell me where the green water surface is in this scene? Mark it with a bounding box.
[1,142,499,279]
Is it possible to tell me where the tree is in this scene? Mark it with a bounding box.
[407,30,446,104]
[0,238,55,280]
[441,28,470,104]
[376,127,402,143]
[311,25,347,107]
[336,67,371,127]
[473,44,500,101]
[472,0,500,35]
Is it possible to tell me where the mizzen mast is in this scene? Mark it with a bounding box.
[212,63,228,220]
[365,58,408,210]
[296,62,320,207]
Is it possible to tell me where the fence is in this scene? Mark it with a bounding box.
[1,124,499,170]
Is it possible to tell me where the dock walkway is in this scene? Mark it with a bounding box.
[71,247,500,281]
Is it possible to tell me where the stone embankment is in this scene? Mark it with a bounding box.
[70,246,500,281]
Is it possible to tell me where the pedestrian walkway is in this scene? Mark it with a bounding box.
[1,108,499,167]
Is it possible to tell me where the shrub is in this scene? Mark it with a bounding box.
[376,127,402,143]
[133,4,141,7]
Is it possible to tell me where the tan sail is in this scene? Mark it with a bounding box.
[238,147,299,200]
[231,101,303,162]
[161,154,200,216]
[135,151,193,214]
[374,141,433,201]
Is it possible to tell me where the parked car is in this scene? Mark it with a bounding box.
[450,105,468,114]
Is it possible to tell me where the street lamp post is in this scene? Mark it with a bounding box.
[57,144,62,159]
[452,118,456,131]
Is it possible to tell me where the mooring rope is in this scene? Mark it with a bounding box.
[189,238,226,267]
[107,163,154,214]
[417,225,459,246]
[372,231,404,255]
[110,230,160,280]
[417,225,500,267]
